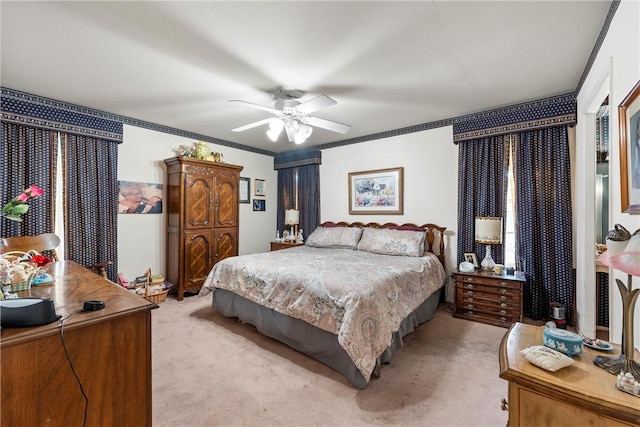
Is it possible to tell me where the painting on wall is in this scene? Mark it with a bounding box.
[118,181,163,214]
[619,79,640,214]
[348,167,404,215]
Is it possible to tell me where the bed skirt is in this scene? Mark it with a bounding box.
[211,287,442,389]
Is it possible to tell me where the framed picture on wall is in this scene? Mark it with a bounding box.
[239,177,250,204]
[118,181,163,214]
[619,79,640,214]
[253,199,266,211]
[255,179,266,196]
[348,167,404,215]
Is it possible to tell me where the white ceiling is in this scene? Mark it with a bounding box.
[1,1,613,154]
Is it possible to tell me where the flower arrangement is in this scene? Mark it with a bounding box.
[1,185,45,222]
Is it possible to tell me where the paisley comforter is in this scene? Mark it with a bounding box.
[200,245,446,382]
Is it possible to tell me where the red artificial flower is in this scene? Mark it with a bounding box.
[31,254,52,267]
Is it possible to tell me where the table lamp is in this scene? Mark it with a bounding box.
[475,216,502,271]
[595,230,640,396]
[285,209,299,242]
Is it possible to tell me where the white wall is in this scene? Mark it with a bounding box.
[117,125,276,280]
[576,0,640,344]
[320,126,459,300]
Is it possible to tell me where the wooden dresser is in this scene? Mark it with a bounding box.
[452,269,524,328]
[270,241,304,251]
[164,157,243,300]
[499,323,640,426]
[1,261,156,427]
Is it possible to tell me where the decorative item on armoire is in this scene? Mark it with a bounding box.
[595,229,640,397]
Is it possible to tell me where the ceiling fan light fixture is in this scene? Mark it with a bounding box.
[266,118,284,141]
[294,124,313,144]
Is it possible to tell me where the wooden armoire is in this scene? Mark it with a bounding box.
[164,157,243,300]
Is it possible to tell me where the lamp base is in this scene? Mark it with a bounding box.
[594,355,640,396]
[481,244,495,271]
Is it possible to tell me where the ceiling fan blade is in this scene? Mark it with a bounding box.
[295,94,337,114]
[303,116,351,134]
[229,99,281,115]
[231,118,272,132]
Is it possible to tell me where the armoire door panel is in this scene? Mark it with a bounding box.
[185,175,213,229]
[215,174,239,228]
[184,231,214,289]
[214,228,238,263]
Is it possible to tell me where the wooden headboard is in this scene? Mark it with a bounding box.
[319,221,447,267]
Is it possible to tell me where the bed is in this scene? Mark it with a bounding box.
[199,221,447,388]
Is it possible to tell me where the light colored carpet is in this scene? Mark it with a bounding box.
[152,294,509,427]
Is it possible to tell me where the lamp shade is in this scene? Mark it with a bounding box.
[599,232,640,277]
[475,217,502,244]
[285,209,299,225]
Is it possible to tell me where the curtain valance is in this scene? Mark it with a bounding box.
[274,149,322,170]
[1,87,122,143]
[453,93,576,143]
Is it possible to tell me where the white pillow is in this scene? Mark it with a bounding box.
[306,226,363,249]
[520,345,574,372]
[356,228,426,257]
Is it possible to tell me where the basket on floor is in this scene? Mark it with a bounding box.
[143,284,169,304]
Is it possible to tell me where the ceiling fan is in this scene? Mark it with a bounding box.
[230,88,351,144]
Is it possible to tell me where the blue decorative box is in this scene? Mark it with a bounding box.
[543,327,583,356]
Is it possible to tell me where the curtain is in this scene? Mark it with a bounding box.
[456,135,508,266]
[63,133,119,282]
[297,164,320,238]
[1,122,56,237]
[513,126,573,322]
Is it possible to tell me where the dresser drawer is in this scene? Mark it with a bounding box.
[456,275,521,290]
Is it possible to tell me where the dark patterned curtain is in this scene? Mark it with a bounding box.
[63,133,119,283]
[297,164,320,237]
[513,126,573,321]
[0,122,56,237]
[274,150,322,238]
[456,135,508,266]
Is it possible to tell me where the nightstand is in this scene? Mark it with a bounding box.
[452,269,524,328]
[270,241,304,251]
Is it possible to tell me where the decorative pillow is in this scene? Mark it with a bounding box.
[356,228,425,257]
[520,345,574,372]
[306,226,363,249]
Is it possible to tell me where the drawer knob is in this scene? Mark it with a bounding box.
[501,303,507,308]
[466,311,474,316]
[465,298,474,303]
[466,284,474,289]
[500,288,507,294]
[466,278,475,283]
[501,399,508,411]
[500,310,507,315]
[500,296,507,301]
[500,282,507,286]
[465,291,474,297]
[465,304,474,309]
[500,317,507,322]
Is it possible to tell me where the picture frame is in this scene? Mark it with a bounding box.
[253,199,266,211]
[118,181,163,214]
[463,253,479,268]
[255,179,266,197]
[348,167,404,215]
[618,79,640,214]
[239,177,250,204]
